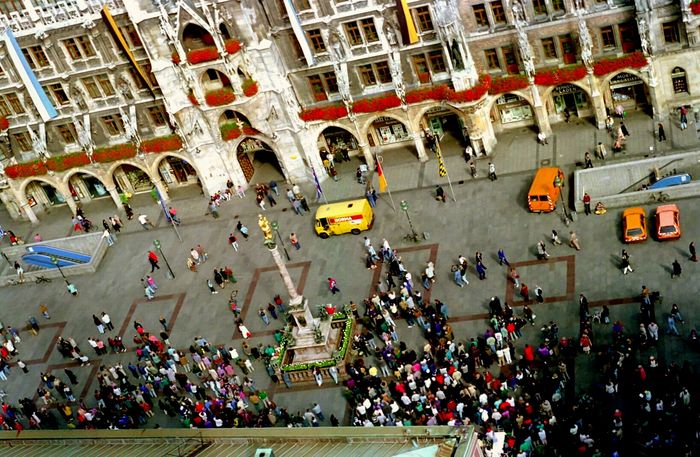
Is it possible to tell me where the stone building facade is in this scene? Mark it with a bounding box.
[0,0,697,221]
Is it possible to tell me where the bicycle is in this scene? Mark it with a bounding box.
[6,278,25,286]
[649,192,670,202]
[35,276,52,284]
[403,232,420,243]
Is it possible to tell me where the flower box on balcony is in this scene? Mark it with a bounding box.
[221,122,241,141]
[141,135,183,154]
[418,73,431,84]
[205,88,236,106]
[242,79,259,97]
[593,52,647,76]
[171,52,181,64]
[187,46,219,65]
[448,75,491,103]
[242,126,259,136]
[93,144,137,163]
[489,75,529,95]
[0,116,8,131]
[691,1,700,14]
[534,65,587,86]
[188,93,199,106]
[225,39,241,55]
[4,160,48,179]
[353,94,402,113]
[46,153,91,172]
[299,104,348,122]
[314,92,328,102]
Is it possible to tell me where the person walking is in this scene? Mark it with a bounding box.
[236,221,249,239]
[214,269,225,289]
[537,241,550,260]
[583,193,592,215]
[228,233,239,252]
[435,185,446,203]
[670,303,685,323]
[17,360,28,374]
[328,277,340,294]
[666,315,680,336]
[143,279,155,300]
[101,312,114,331]
[509,267,520,288]
[488,162,497,181]
[596,142,607,160]
[551,230,562,245]
[146,275,157,291]
[452,265,465,287]
[328,365,339,384]
[658,123,666,141]
[671,259,682,278]
[620,250,633,274]
[258,308,270,326]
[313,367,323,387]
[620,121,630,137]
[39,304,50,319]
[14,261,25,283]
[476,260,487,280]
[159,316,168,332]
[267,303,278,320]
[520,283,530,302]
[497,248,510,267]
[147,251,160,272]
[689,241,697,262]
[92,314,105,334]
[65,368,78,385]
[290,233,301,250]
[469,159,477,178]
[138,214,155,230]
[584,152,593,169]
[569,231,581,250]
[534,285,544,304]
[207,279,219,294]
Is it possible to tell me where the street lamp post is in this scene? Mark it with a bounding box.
[153,239,175,279]
[400,200,419,242]
[50,255,70,285]
[270,221,290,261]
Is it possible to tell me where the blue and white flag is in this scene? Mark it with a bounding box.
[1,27,57,122]
[311,165,324,200]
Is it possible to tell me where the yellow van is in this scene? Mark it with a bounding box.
[527,167,565,213]
[314,199,374,238]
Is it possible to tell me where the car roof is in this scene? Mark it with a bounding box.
[623,207,645,217]
[656,204,679,225]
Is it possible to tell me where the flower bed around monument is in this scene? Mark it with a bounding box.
[278,314,353,372]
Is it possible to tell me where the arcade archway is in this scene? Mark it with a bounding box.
[236,138,284,183]
[157,155,198,187]
[67,172,109,202]
[112,163,154,194]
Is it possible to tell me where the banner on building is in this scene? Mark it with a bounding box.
[101,6,155,94]
[0,27,57,122]
[283,0,315,67]
[436,149,447,177]
[395,0,419,46]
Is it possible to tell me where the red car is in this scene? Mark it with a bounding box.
[655,204,681,240]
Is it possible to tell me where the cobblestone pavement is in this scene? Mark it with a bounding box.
[0,110,699,428]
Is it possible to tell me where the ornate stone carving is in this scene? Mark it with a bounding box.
[576,8,593,70]
[27,127,48,159]
[637,17,653,57]
[513,1,535,81]
[388,51,406,106]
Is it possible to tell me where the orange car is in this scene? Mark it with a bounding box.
[622,207,647,243]
[655,204,681,240]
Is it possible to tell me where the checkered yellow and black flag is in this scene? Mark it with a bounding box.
[436,149,447,177]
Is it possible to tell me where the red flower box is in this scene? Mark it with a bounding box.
[242,126,259,135]
[186,46,219,64]
[405,85,452,104]
[0,116,8,131]
[46,153,91,172]
[448,75,491,103]
[534,65,587,86]
[691,1,700,14]
[171,52,181,64]
[225,39,241,55]
[352,94,402,113]
[314,92,328,102]
[141,135,183,153]
[93,144,137,162]
[201,34,215,46]
[489,75,529,95]
[593,52,647,76]
[299,104,348,122]
[418,73,431,84]
[4,160,48,179]
[242,79,258,97]
[188,93,199,105]
[221,123,241,141]
[205,88,236,106]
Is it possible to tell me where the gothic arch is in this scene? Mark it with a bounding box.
[600,68,649,88]
[541,80,593,101]
[486,91,535,113]
[360,113,409,142]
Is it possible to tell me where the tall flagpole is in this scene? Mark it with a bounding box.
[374,150,396,212]
[436,143,457,202]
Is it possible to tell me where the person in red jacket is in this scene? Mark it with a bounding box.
[147,251,160,272]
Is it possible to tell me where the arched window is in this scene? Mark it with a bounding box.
[671,67,688,94]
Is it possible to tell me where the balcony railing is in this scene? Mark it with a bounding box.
[2,0,125,34]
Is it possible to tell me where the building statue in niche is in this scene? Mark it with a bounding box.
[73,116,94,158]
[450,40,464,71]
[513,1,535,80]
[381,8,399,48]
[116,75,134,101]
[388,51,406,106]
[27,127,48,159]
[576,8,593,70]
[328,21,348,62]
[69,83,88,111]
[637,18,653,57]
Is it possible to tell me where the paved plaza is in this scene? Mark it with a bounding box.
[0,111,699,436]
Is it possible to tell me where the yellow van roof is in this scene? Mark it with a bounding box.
[529,167,562,194]
[315,199,368,218]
